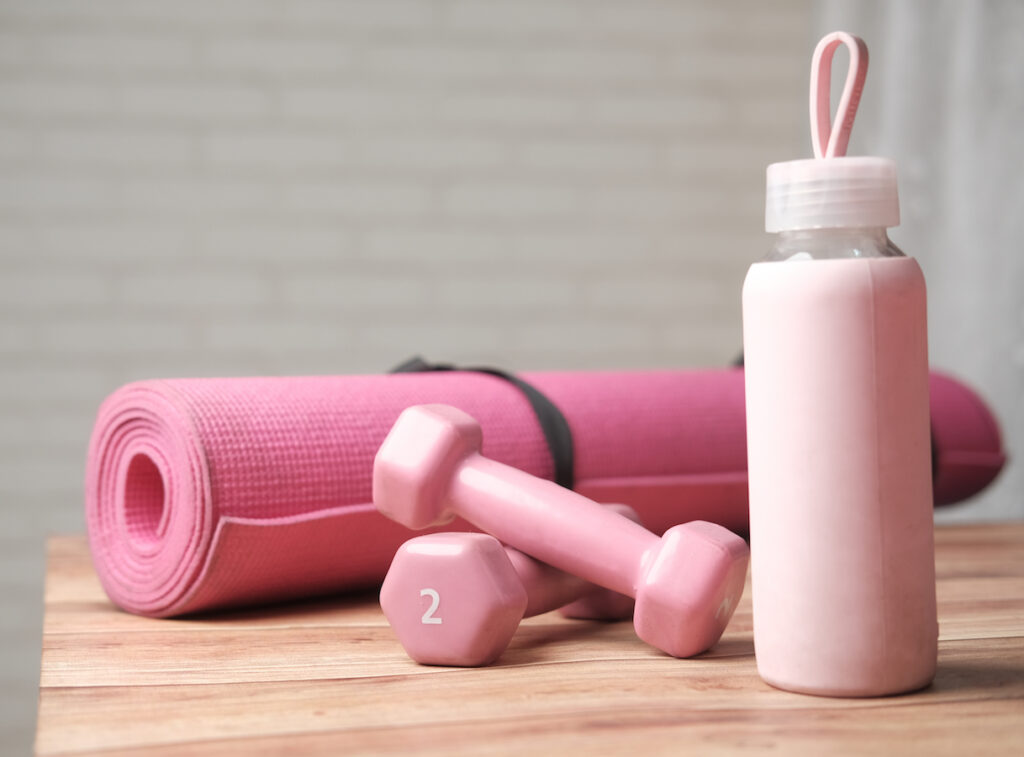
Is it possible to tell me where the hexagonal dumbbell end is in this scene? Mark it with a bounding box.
[374,404,482,530]
[380,532,528,667]
[633,521,749,658]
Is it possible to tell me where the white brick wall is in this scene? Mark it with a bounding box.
[0,0,822,749]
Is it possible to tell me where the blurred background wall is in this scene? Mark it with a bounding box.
[1,0,1019,751]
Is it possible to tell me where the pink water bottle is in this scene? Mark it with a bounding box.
[742,32,938,697]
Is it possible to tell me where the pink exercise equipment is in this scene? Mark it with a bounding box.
[373,404,750,659]
[85,365,1004,618]
[380,506,638,668]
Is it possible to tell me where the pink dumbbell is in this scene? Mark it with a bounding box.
[373,404,750,658]
[380,505,640,667]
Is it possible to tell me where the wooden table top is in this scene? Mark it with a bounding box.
[36,524,1024,756]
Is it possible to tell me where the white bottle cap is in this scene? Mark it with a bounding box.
[766,32,901,233]
[765,156,900,232]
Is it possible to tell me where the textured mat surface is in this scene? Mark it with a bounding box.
[85,369,1004,617]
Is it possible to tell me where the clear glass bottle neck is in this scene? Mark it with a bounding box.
[766,227,904,262]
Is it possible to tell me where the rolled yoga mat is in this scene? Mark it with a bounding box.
[86,368,1005,617]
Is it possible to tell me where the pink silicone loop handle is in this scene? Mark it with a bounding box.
[810,32,869,159]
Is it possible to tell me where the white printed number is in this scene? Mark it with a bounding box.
[420,588,442,625]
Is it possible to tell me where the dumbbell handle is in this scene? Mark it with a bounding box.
[451,455,656,599]
[504,548,609,617]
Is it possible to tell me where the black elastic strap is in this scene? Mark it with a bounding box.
[390,356,576,490]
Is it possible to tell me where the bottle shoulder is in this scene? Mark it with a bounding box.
[744,254,925,299]
[765,228,905,262]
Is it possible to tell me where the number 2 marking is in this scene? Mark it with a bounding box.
[420,588,442,624]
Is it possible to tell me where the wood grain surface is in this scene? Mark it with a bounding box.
[36,524,1024,755]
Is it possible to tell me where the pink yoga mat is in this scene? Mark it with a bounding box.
[86,368,1004,617]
